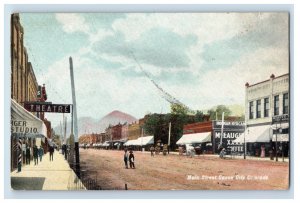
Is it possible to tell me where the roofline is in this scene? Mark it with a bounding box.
[247,73,289,88]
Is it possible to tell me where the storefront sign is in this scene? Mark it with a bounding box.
[11,120,40,134]
[213,121,245,131]
[214,131,244,152]
[37,85,42,98]
[272,114,289,124]
[212,121,245,153]
[24,103,71,113]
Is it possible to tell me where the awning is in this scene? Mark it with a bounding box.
[176,132,211,145]
[233,125,272,143]
[272,134,289,142]
[124,139,138,146]
[271,122,289,129]
[137,136,154,146]
[11,99,47,138]
[102,141,110,147]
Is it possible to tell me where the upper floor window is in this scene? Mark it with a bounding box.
[256,100,261,118]
[283,93,289,114]
[264,97,269,117]
[249,101,254,119]
[274,95,279,116]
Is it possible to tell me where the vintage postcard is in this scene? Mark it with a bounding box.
[10,12,289,190]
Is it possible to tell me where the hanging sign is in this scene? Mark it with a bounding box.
[24,103,71,113]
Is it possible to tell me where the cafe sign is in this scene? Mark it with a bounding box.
[272,114,289,124]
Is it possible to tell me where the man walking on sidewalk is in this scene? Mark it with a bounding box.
[33,145,39,165]
[38,146,44,162]
[49,145,54,161]
[25,145,31,165]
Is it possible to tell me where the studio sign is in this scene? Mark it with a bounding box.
[11,121,39,134]
[24,103,71,113]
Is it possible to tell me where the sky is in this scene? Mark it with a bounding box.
[19,12,289,128]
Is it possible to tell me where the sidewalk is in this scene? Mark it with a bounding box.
[11,151,85,190]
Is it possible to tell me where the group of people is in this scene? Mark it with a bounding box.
[123,149,135,169]
[24,144,55,165]
[24,144,44,165]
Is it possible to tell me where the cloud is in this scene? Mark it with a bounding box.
[200,13,288,70]
[21,13,289,126]
[92,27,197,68]
[38,52,171,125]
[55,13,90,34]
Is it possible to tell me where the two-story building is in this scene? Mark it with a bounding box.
[241,74,289,157]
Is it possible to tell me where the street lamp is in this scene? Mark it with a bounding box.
[275,126,282,162]
[243,125,247,159]
[278,128,283,162]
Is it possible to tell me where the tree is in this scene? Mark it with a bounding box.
[170,103,189,115]
[208,105,232,120]
[195,110,205,122]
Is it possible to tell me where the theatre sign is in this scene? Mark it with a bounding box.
[24,102,71,113]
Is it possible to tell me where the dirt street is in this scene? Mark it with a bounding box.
[79,149,289,190]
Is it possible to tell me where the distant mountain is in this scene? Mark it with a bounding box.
[53,110,137,137]
[97,110,137,133]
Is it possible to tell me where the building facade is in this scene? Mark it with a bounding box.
[128,122,140,141]
[111,124,123,141]
[11,14,42,171]
[11,14,38,105]
[121,124,129,141]
[245,74,289,157]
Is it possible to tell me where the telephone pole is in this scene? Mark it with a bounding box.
[69,57,80,176]
[168,122,171,154]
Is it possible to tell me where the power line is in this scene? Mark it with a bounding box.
[129,50,195,114]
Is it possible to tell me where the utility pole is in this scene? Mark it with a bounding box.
[63,113,66,145]
[64,116,67,144]
[141,128,144,151]
[69,56,80,176]
[168,122,171,154]
[60,120,62,146]
[220,112,225,148]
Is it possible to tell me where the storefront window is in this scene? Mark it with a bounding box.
[264,97,269,117]
[283,93,289,114]
[256,100,261,118]
[249,101,254,119]
[274,95,279,115]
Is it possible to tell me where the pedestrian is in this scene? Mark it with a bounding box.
[22,142,26,164]
[150,145,155,157]
[38,146,44,162]
[220,147,226,159]
[260,145,265,158]
[25,145,31,165]
[129,150,135,169]
[124,149,129,169]
[49,145,54,161]
[178,146,183,156]
[33,145,39,165]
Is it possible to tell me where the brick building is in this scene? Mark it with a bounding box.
[128,122,140,141]
[111,123,123,141]
[11,14,38,106]
[121,124,128,141]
